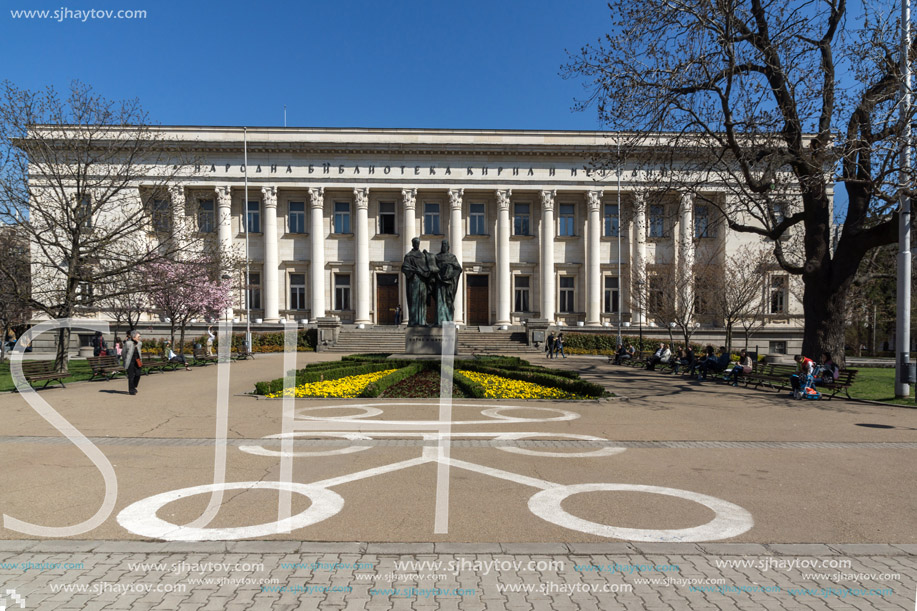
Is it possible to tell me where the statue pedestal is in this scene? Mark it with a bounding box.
[404,327,458,356]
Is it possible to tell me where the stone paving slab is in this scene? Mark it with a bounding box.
[0,542,914,610]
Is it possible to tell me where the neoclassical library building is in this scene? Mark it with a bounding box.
[67,127,807,352]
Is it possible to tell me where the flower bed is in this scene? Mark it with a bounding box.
[458,370,583,400]
[265,369,397,398]
[254,355,608,399]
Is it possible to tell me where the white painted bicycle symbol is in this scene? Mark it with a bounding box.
[117,403,754,542]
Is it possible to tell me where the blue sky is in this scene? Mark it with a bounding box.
[1,0,612,130]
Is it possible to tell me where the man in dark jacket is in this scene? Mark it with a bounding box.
[123,329,143,395]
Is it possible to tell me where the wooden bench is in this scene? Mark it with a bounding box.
[87,355,125,381]
[745,364,800,392]
[817,369,858,400]
[20,361,69,389]
[141,351,179,374]
[192,347,218,365]
[231,345,254,361]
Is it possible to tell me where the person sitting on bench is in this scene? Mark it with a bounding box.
[645,343,671,371]
[164,341,192,371]
[727,349,754,386]
[698,346,730,381]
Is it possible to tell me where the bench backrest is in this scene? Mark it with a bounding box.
[21,361,56,374]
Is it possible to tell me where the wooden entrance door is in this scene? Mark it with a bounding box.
[466,275,489,325]
[376,274,399,325]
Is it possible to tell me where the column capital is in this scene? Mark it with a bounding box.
[586,190,604,211]
[215,186,232,208]
[448,188,464,210]
[309,187,325,209]
[679,191,695,209]
[540,190,556,212]
[401,188,417,211]
[496,189,512,211]
[632,191,647,214]
[262,185,278,209]
[169,184,185,203]
[354,187,368,210]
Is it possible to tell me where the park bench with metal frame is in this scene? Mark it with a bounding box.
[192,347,218,365]
[87,355,125,381]
[20,361,69,389]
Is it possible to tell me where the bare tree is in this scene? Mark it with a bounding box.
[95,270,149,342]
[0,81,199,370]
[565,0,917,367]
[713,244,772,352]
[0,223,30,361]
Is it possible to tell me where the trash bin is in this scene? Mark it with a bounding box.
[908,362,916,385]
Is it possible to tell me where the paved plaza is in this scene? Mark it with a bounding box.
[0,352,915,609]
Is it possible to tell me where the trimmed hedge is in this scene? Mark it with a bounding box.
[359,363,424,398]
[453,370,486,398]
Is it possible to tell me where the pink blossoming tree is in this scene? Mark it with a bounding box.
[144,255,232,352]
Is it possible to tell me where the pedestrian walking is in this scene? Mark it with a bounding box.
[545,332,556,359]
[555,333,566,358]
[394,305,402,325]
[123,329,143,395]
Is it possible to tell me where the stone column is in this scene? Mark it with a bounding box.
[354,188,371,324]
[586,190,604,326]
[401,188,417,319]
[632,192,647,324]
[540,190,556,323]
[261,186,280,322]
[678,192,695,318]
[309,187,326,320]
[169,185,186,254]
[496,189,512,326]
[216,186,234,320]
[449,188,464,325]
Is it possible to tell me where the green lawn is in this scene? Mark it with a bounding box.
[0,359,100,392]
[846,367,917,406]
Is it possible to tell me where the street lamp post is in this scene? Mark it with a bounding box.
[897,0,913,397]
[243,127,252,355]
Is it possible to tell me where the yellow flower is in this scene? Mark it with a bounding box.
[459,370,581,400]
[266,369,397,398]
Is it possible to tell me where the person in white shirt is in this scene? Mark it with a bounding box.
[164,340,192,371]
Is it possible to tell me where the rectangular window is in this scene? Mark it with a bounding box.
[198,199,214,233]
[288,201,305,234]
[469,203,486,235]
[423,202,441,235]
[513,203,530,236]
[514,276,530,312]
[649,275,664,313]
[558,203,575,236]
[247,272,262,310]
[77,281,93,305]
[604,204,619,237]
[78,195,92,228]
[247,200,261,233]
[333,202,351,234]
[151,198,170,232]
[695,205,712,238]
[770,275,787,314]
[378,201,396,234]
[290,273,306,310]
[649,205,665,238]
[334,274,351,311]
[603,276,620,313]
[769,340,787,355]
[559,276,575,312]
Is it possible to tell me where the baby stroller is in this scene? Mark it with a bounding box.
[790,373,821,400]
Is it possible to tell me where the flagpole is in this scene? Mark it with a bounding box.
[896,0,912,398]
[244,127,252,354]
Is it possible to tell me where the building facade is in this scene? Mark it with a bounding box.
[45,127,807,351]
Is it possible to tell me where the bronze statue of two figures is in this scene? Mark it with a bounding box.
[401,238,462,327]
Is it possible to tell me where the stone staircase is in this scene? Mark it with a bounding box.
[326,326,539,355]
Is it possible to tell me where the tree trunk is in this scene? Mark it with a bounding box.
[725,323,733,354]
[55,327,70,372]
[801,272,851,369]
[0,323,8,362]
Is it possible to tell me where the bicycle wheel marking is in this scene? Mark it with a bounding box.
[527,483,753,542]
[116,481,343,541]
